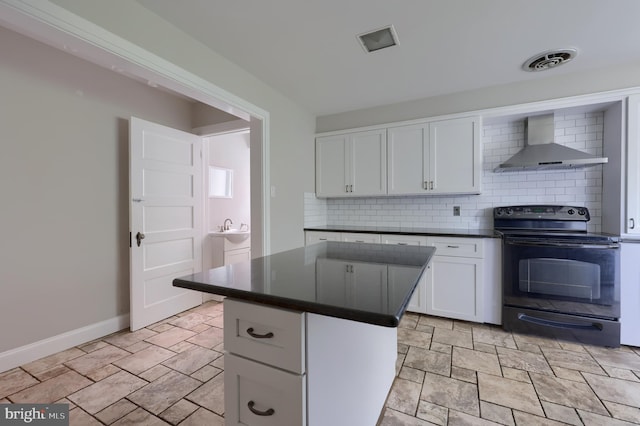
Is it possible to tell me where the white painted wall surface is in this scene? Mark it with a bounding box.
[49,0,317,255]
[0,26,193,353]
[208,131,251,232]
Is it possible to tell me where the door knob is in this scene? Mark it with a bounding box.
[136,232,145,247]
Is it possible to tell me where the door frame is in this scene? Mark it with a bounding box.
[0,0,271,257]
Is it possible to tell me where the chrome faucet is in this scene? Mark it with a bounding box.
[223,218,233,231]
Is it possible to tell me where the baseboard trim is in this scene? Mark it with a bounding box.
[0,314,130,373]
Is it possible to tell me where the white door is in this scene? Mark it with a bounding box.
[130,117,203,330]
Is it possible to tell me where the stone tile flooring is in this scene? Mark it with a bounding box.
[1,301,640,425]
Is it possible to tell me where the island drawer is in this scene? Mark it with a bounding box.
[225,353,306,426]
[224,298,306,374]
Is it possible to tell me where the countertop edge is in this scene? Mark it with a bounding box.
[173,278,406,327]
[304,226,499,239]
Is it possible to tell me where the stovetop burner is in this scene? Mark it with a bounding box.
[493,205,618,243]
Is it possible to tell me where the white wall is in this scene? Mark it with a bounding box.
[306,112,605,232]
[316,66,640,133]
[208,131,251,232]
[49,0,317,255]
[0,26,195,353]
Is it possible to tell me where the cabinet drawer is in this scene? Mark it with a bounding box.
[341,232,381,243]
[305,231,342,245]
[224,299,305,374]
[225,353,306,426]
[428,237,483,258]
[381,234,428,246]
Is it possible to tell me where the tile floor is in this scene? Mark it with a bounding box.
[1,301,640,425]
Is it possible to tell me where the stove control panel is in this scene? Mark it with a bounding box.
[494,205,589,221]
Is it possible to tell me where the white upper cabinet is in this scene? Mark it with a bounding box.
[316,129,387,197]
[388,116,481,195]
[627,95,640,234]
[387,123,429,194]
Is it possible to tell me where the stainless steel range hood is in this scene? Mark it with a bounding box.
[494,114,608,172]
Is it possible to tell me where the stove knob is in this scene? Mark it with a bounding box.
[567,209,575,215]
[495,208,503,216]
[578,208,586,216]
[506,208,513,216]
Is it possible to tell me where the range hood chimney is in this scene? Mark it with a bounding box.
[494,114,608,172]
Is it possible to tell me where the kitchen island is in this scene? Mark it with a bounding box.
[174,241,435,426]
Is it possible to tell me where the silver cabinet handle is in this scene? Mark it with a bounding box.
[447,245,459,248]
[397,242,408,245]
[631,218,636,229]
[345,184,349,193]
[350,184,353,192]
[430,181,434,190]
[423,181,428,190]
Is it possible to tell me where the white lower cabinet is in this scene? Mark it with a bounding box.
[225,353,305,426]
[381,234,429,313]
[304,231,500,322]
[621,242,640,346]
[210,234,251,267]
[316,258,388,312]
[424,254,483,322]
[305,231,342,245]
[223,298,396,425]
[424,237,484,322]
[340,232,381,243]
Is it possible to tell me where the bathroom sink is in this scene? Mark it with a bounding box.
[210,230,250,243]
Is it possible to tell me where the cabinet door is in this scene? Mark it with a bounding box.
[350,262,388,312]
[225,353,305,426]
[621,242,640,346]
[225,247,251,265]
[315,258,350,306]
[316,134,348,197]
[387,124,429,195]
[627,95,640,234]
[350,130,387,196]
[425,255,483,322]
[382,234,429,314]
[429,116,481,194]
[388,265,427,314]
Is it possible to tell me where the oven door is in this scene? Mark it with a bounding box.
[502,237,620,320]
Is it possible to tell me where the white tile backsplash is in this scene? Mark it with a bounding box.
[306,112,604,232]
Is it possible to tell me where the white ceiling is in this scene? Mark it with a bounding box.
[137,0,640,116]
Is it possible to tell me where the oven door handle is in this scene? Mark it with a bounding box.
[517,313,604,331]
[505,240,619,249]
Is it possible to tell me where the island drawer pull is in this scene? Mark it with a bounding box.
[246,327,274,339]
[447,245,460,248]
[248,400,275,416]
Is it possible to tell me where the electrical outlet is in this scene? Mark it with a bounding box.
[453,206,460,216]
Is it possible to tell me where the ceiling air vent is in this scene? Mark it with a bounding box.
[522,48,577,71]
[357,25,399,53]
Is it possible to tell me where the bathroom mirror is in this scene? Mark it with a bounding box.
[209,166,233,198]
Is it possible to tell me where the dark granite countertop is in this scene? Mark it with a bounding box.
[174,242,436,327]
[304,225,498,238]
